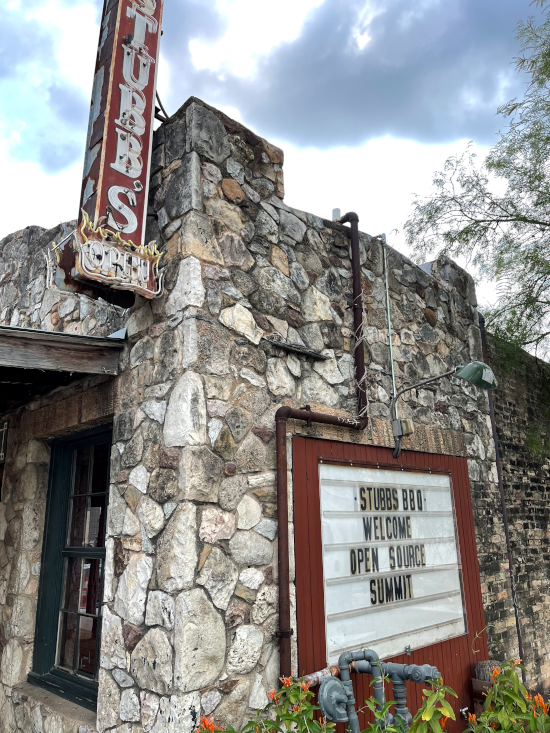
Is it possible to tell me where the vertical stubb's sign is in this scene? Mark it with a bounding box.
[75,0,164,298]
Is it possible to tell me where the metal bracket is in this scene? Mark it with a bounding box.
[275,629,294,639]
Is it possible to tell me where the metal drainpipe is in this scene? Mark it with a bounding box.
[478,313,526,684]
[275,212,369,677]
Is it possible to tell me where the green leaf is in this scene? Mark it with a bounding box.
[422,708,435,722]
[438,701,456,720]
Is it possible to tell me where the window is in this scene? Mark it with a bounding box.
[29,427,111,710]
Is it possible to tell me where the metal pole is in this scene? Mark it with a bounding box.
[478,314,526,684]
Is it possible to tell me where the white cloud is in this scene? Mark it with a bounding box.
[189,0,325,78]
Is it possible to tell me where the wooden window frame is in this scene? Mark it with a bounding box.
[28,425,112,711]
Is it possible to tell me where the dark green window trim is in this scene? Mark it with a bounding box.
[29,425,112,712]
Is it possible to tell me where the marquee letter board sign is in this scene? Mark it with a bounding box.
[319,464,466,662]
[66,0,164,299]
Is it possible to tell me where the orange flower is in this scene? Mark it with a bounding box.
[301,681,312,691]
[468,713,477,723]
[534,694,547,713]
[280,675,293,688]
[490,667,501,682]
[196,714,222,733]
[441,716,449,730]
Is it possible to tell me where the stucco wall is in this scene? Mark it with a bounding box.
[0,96,504,733]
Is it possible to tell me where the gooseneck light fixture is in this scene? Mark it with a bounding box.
[391,361,498,458]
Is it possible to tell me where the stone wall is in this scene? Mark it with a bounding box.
[0,96,501,733]
[485,342,550,690]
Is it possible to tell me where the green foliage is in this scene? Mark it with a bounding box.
[403,0,550,355]
[408,677,457,733]
[524,424,550,463]
[490,336,527,379]
[466,659,549,733]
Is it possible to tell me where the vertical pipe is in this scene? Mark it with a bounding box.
[382,236,398,414]
[276,412,292,677]
[478,314,526,684]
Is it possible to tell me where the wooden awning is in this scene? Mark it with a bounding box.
[0,326,124,413]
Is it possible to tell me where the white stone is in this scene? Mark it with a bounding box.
[127,303,153,337]
[179,445,224,502]
[97,669,120,733]
[131,628,173,695]
[129,464,150,493]
[299,373,339,407]
[226,625,263,674]
[174,588,226,692]
[164,371,207,447]
[219,303,263,344]
[266,315,288,339]
[100,606,126,670]
[247,472,276,488]
[137,496,165,538]
[149,693,201,733]
[58,296,76,318]
[301,287,332,322]
[313,350,344,384]
[208,418,223,445]
[254,518,277,540]
[197,546,239,610]
[1,639,23,686]
[166,256,205,315]
[236,495,262,530]
[156,503,197,593]
[229,531,273,566]
[120,689,141,722]
[201,689,222,716]
[104,537,115,603]
[181,313,199,369]
[114,553,153,625]
[240,368,266,388]
[146,590,175,630]
[142,401,167,423]
[249,673,269,709]
[141,691,160,732]
[113,669,134,687]
[266,358,295,396]
[252,585,278,624]
[286,354,301,377]
[239,568,264,590]
[122,507,140,536]
[199,506,236,543]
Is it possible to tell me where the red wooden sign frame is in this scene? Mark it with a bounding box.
[293,437,488,732]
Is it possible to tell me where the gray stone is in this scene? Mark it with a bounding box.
[127,303,153,337]
[219,231,254,271]
[218,475,248,511]
[174,588,226,692]
[313,350,345,384]
[186,103,230,164]
[226,624,264,674]
[164,371,207,447]
[227,157,245,183]
[166,256,205,315]
[97,669,120,732]
[130,337,155,368]
[229,531,273,566]
[235,432,268,474]
[201,689,222,716]
[141,691,160,732]
[142,401,167,423]
[120,689,141,722]
[180,445,224,502]
[165,151,202,220]
[279,209,307,242]
[178,211,224,265]
[137,495,165,538]
[226,406,252,442]
[131,628,174,695]
[300,373,339,407]
[199,506,236,543]
[202,162,222,184]
[114,552,153,625]
[214,679,252,730]
[252,585,278,624]
[289,261,310,291]
[239,568,264,589]
[157,503,197,593]
[129,464,149,493]
[219,303,263,344]
[113,669,134,687]
[419,323,440,344]
[254,519,277,540]
[316,268,342,301]
[122,431,144,467]
[100,606,126,670]
[197,546,239,610]
[146,591,176,630]
[299,323,325,352]
[240,367,266,388]
[259,267,300,305]
[236,494,262,530]
[255,209,278,243]
[249,673,269,709]
[149,693,201,733]
[266,357,295,396]
[301,287,332,322]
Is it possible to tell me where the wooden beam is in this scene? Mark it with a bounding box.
[0,326,123,376]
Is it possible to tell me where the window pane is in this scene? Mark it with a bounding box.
[63,558,102,615]
[73,447,90,495]
[58,612,77,670]
[77,615,99,678]
[63,557,84,612]
[88,495,106,548]
[68,497,88,547]
[91,443,109,494]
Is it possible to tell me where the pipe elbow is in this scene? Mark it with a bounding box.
[275,406,292,421]
[338,211,359,225]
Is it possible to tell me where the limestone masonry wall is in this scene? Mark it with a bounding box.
[0,96,511,733]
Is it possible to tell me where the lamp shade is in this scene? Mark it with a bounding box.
[455,361,497,390]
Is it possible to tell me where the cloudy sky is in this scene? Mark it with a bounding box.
[0,0,540,301]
